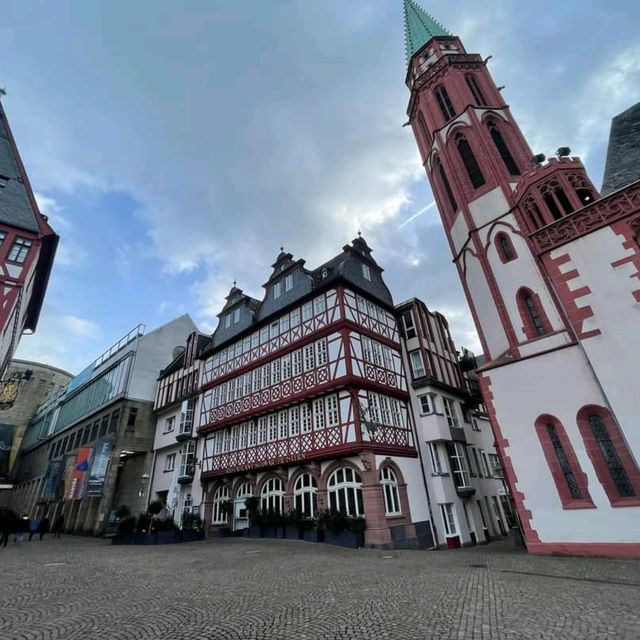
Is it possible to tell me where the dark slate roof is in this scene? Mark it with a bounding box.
[202,236,394,355]
[159,332,210,379]
[0,104,40,233]
[601,101,640,195]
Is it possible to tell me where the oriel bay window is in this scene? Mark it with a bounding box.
[294,473,318,518]
[328,468,364,516]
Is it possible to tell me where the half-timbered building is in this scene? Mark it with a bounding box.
[197,237,434,548]
[151,330,209,525]
[397,298,512,548]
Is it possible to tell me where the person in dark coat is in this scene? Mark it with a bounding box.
[15,514,30,544]
[37,515,50,541]
[52,514,65,538]
[0,509,16,547]
[28,518,39,541]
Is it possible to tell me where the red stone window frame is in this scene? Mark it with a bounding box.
[495,231,517,263]
[534,414,594,509]
[516,287,552,340]
[576,405,640,507]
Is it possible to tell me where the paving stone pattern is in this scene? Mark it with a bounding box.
[0,537,639,639]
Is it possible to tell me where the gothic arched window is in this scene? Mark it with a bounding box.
[465,74,487,106]
[534,414,593,509]
[495,232,517,263]
[487,121,520,176]
[517,287,550,339]
[455,133,486,189]
[576,406,640,505]
[417,111,431,148]
[435,85,456,121]
[433,157,458,216]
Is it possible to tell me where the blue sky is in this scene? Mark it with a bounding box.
[2,0,639,374]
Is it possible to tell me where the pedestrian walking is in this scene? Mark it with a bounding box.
[52,514,64,538]
[14,514,30,544]
[28,517,39,541]
[0,509,16,547]
[37,515,50,541]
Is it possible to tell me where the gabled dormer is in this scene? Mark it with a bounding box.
[212,284,260,347]
[259,249,313,320]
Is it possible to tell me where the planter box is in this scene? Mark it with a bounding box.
[216,527,232,538]
[324,530,364,549]
[262,526,280,538]
[111,529,204,545]
[247,525,263,538]
[303,528,324,543]
[284,525,303,540]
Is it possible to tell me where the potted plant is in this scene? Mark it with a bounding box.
[303,511,325,543]
[323,510,365,548]
[284,508,304,540]
[217,500,234,536]
[262,508,283,538]
[245,496,262,538]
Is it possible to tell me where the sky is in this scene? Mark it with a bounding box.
[2,0,639,375]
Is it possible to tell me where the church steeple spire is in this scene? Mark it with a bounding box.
[403,0,449,64]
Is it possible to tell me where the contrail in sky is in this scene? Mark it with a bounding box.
[398,201,436,229]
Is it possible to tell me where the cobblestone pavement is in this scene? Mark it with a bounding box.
[0,536,639,640]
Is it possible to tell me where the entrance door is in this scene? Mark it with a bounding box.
[234,498,248,530]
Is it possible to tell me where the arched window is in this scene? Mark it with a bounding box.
[576,406,640,505]
[212,485,230,524]
[417,111,431,148]
[380,466,401,516]
[293,473,317,518]
[261,477,284,513]
[487,121,520,175]
[576,188,594,206]
[434,158,458,215]
[465,74,487,106]
[495,232,517,263]
[517,288,550,339]
[523,197,546,231]
[328,467,364,516]
[455,133,486,189]
[235,481,252,499]
[435,85,456,121]
[534,415,593,509]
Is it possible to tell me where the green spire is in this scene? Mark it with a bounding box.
[403,0,450,64]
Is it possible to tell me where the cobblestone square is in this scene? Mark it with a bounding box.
[0,537,638,640]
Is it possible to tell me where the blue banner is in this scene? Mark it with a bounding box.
[41,460,65,501]
[86,441,113,497]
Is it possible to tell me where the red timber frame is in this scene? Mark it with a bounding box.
[198,286,416,478]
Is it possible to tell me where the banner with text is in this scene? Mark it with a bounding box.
[41,459,65,501]
[85,441,113,497]
[65,447,94,501]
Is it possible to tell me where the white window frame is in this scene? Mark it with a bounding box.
[440,503,457,536]
[380,466,401,516]
[327,467,364,516]
[362,263,371,281]
[285,273,294,292]
[165,453,176,471]
[443,397,459,427]
[273,281,282,299]
[312,398,326,430]
[326,394,339,427]
[294,473,318,518]
[428,442,443,474]
[409,350,426,378]
[301,403,312,433]
[164,416,175,433]
[261,478,284,513]
[402,311,417,339]
[212,486,230,524]
[315,338,328,367]
[449,441,472,488]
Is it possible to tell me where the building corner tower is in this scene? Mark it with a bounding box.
[402,0,640,557]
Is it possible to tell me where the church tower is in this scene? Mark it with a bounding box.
[402,0,640,557]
